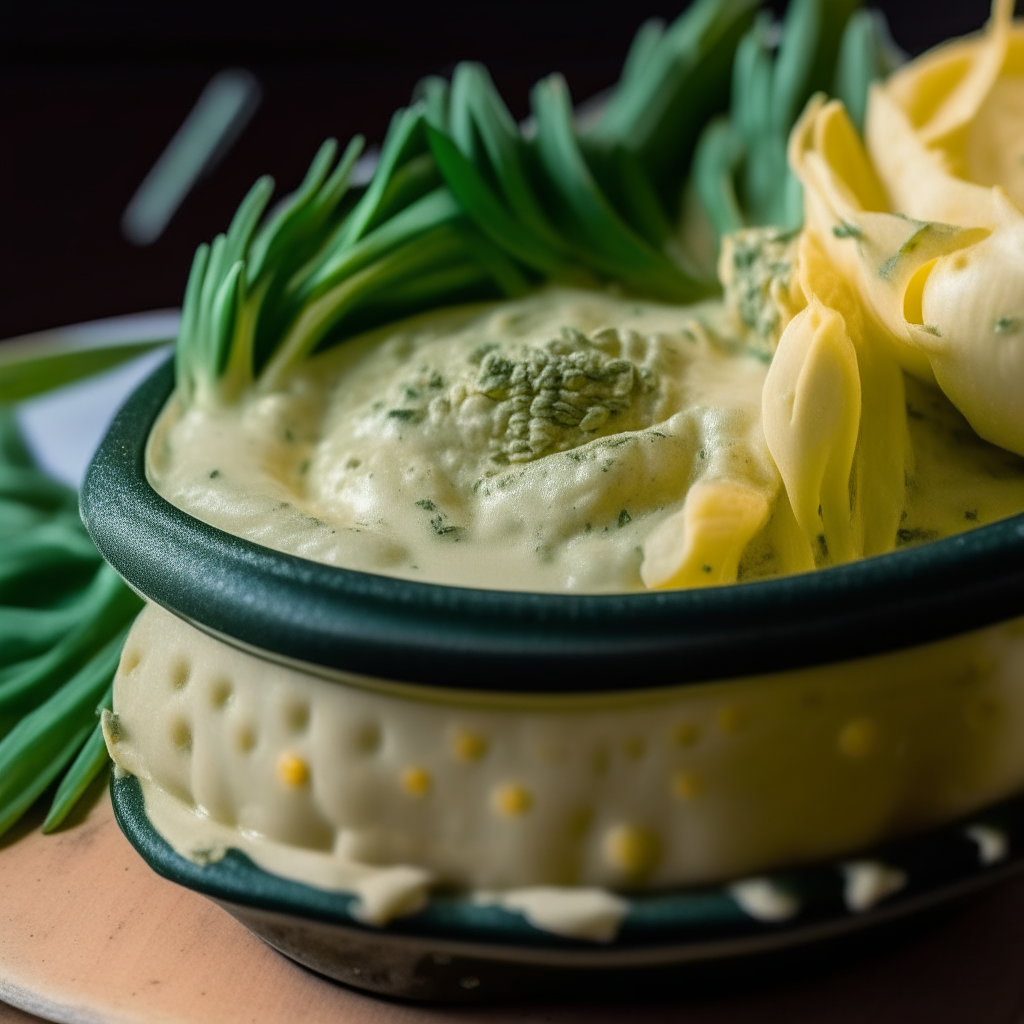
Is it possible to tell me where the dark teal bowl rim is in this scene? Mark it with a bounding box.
[111,772,1024,952]
[81,358,1024,693]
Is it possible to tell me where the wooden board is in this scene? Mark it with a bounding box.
[4,782,1024,1024]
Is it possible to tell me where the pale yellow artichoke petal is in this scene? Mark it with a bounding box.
[966,74,1024,211]
[883,0,1017,129]
[762,3,1024,577]
[762,294,862,565]
[866,86,1011,228]
[915,205,1024,455]
[795,233,912,559]
[790,96,987,382]
[640,481,772,589]
[868,0,1023,223]
[845,311,912,558]
[917,0,1014,151]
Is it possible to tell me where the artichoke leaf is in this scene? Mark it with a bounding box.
[762,290,862,566]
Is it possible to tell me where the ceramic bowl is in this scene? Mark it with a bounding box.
[111,773,1024,1001]
[82,357,1024,1000]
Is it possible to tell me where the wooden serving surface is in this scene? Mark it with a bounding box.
[3,781,1024,1024]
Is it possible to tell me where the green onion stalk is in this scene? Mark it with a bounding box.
[175,0,767,404]
[0,410,143,838]
[692,0,905,247]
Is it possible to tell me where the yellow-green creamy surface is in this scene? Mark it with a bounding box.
[147,287,1024,593]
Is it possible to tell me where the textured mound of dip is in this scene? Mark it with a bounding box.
[149,288,786,592]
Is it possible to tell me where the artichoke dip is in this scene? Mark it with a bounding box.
[149,289,780,593]
[148,279,1024,593]
[104,0,1024,947]
[148,1,1024,594]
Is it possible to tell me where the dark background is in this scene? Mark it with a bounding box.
[0,1,994,340]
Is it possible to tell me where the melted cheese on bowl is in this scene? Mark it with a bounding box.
[107,603,1024,935]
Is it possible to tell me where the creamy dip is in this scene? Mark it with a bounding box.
[148,286,1024,593]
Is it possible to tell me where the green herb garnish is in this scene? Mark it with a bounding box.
[171,0,797,405]
[833,221,863,239]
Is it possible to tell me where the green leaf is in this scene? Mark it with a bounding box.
[532,75,710,302]
[210,260,246,377]
[415,75,450,132]
[0,463,77,513]
[620,18,665,88]
[171,6,775,396]
[175,242,211,394]
[42,682,113,834]
[225,175,275,268]
[589,0,758,202]
[337,107,429,248]
[0,594,108,669]
[0,564,142,726]
[247,138,339,283]
[453,223,534,297]
[369,152,443,231]
[834,9,905,132]
[0,628,126,839]
[264,220,475,380]
[297,187,463,305]
[426,124,564,275]
[732,13,775,146]
[0,339,170,404]
[246,137,364,375]
[322,261,498,343]
[771,0,859,132]
[587,143,675,249]
[449,64,571,257]
[0,519,101,606]
[196,233,229,378]
[693,118,748,240]
[0,408,34,468]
